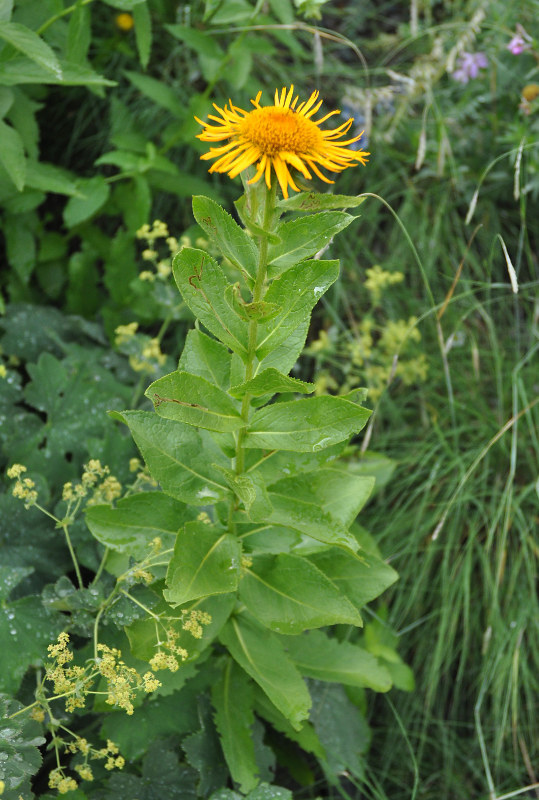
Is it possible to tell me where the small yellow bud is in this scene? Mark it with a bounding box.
[115,12,134,31]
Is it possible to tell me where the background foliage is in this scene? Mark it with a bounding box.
[1,0,538,799]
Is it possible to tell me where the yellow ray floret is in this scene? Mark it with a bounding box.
[195,85,370,199]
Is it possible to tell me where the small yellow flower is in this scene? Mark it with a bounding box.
[0,364,7,378]
[196,85,369,198]
[7,463,26,479]
[115,12,134,31]
[522,83,539,102]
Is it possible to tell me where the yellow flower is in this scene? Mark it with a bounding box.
[115,12,134,31]
[196,85,369,198]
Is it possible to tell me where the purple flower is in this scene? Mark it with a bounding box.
[451,51,488,84]
[507,35,530,55]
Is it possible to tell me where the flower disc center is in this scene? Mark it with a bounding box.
[240,106,322,156]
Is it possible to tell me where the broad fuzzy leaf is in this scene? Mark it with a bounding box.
[219,614,311,730]
[111,411,230,505]
[244,395,371,453]
[173,248,248,356]
[212,659,258,793]
[86,492,193,558]
[307,548,398,609]
[164,521,241,606]
[256,260,339,360]
[193,195,258,281]
[282,630,392,691]
[146,370,244,433]
[277,192,366,212]
[240,554,362,633]
[230,368,314,399]
[178,329,231,391]
[267,212,354,276]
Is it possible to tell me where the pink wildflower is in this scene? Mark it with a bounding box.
[507,36,530,55]
[451,52,488,84]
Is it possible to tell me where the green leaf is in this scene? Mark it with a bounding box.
[257,318,308,375]
[24,160,78,195]
[267,212,354,276]
[212,659,258,793]
[125,71,184,116]
[256,260,339,360]
[219,614,311,730]
[246,785,294,800]
[309,681,370,779]
[0,566,33,602]
[240,554,361,634]
[0,57,115,86]
[244,395,371,453]
[178,329,231,391]
[133,2,152,68]
[165,24,224,59]
[230,368,314,400]
[183,695,228,796]
[146,370,244,433]
[307,549,398,609]
[0,694,45,797]
[192,195,258,282]
[65,2,91,64]
[111,411,230,505]
[173,248,248,356]
[85,493,192,558]
[0,21,62,78]
[0,1,13,22]
[264,490,359,551]
[282,630,392,691]
[269,468,374,527]
[277,191,366,212]
[0,596,63,693]
[0,118,25,190]
[254,689,324,759]
[252,441,346,486]
[63,176,110,227]
[101,0,146,9]
[164,521,241,606]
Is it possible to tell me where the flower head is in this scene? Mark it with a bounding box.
[451,52,488,84]
[196,85,369,198]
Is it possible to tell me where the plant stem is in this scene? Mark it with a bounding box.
[61,522,84,590]
[228,182,277,531]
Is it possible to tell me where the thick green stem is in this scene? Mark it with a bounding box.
[228,183,277,531]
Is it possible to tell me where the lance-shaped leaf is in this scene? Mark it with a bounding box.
[266,491,359,551]
[212,659,258,793]
[269,469,374,528]
[307,548,399,610]
[277,192,366,212]
[281,630,392,692]
[173,248,248,356]
[164,521,241,606]
[243,395,371,453]
[146,371,244,433]
[110,411,230,505]
[230,368,314,400]
[250,442,347,486]
[240,554,362,634]
[256,260,339,361]
[192,195,259,282]
[86,493,193,559]
[178,329,231,391]
[219,614,311,730]
[267,212,354,276]
[257,318,309,376]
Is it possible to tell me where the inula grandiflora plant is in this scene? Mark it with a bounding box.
[3,86,410,798]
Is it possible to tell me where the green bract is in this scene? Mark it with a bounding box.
[95,183,402,791]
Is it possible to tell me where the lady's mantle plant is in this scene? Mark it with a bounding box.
[2,86,408,798]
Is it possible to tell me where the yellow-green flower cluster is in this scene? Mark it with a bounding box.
[96,643,161,715]
[364,265,404,304]
[62,460,122,507]
[149,610,212,673]
[47,737,125,795]
[7,463,38,507]
[136,219,184,283]
[114,321,167,375]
